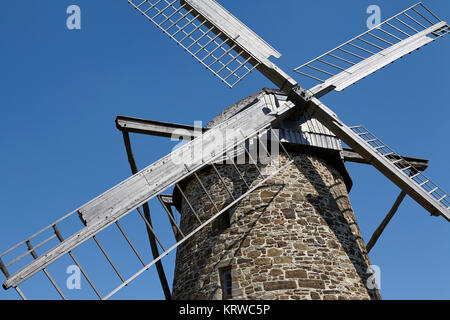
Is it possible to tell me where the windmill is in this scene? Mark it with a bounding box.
[0,0,448,300]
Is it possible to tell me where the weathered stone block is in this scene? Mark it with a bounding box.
[255,257,272,266]
[267,248,283,257]
[294,243,308,251]
[263,281,297,291]
[247,250,261,258]
[282,208,296,219]
[274,256,293,264]
[285,269,307,279]
[269,269,284,276]
[298,279,326,289]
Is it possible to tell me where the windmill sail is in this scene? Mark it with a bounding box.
[305,97,449,221]
[128,0,297,90]
[0,92,296,298]
[1,1,449,300]
[294,2,450,97]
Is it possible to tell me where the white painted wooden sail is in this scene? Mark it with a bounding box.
[128,0,297,90]
[0,94,297,299]
[294,2,450,97]
[1,1,449,300]
[304,97,449,220]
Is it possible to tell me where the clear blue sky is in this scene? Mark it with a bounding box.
[0,0,449,300]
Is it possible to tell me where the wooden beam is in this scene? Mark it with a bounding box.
[157,195,182,242]
[121,131,172,301]
[116,117,430,171]
[4,91,291,290]
[366,191,407,253]
[343,148,429,171]
[116,116,204,140]
[308,21,448,97]
[181,0,298,91]
[0,256,10,278]
[306,96,449,220]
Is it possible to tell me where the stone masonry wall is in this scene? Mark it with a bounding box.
[171,152,381,300]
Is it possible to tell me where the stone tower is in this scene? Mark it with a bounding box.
[171,89,381,300]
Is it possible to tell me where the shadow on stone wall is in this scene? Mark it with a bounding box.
[205,183,286,299]
[293,156,381,300]
[173,152,381,300]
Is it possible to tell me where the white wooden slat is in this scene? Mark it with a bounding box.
[132,0,298,91]
[116,117,203,139]
[79,173,154,226]
[103,156,296,300]
[309,22,446,96]
[183,0,281,62]
[306,97,450,221]
[3,92,296,290]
